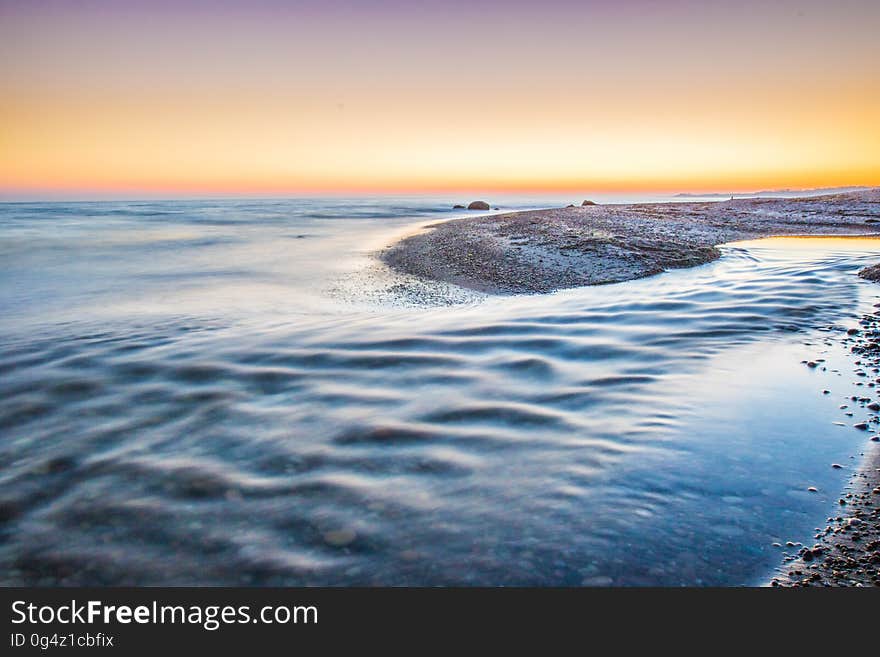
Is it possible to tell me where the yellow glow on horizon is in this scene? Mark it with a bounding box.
[2,4,879,198]
[3,86,878,196]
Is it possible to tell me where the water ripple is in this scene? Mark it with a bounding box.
[2,210,880,585]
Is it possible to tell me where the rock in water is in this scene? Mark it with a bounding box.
[467,201,490,210]
[858,263,880,282]
[453,204,465,209]
[582,199,597,206]
[323,528,357,547]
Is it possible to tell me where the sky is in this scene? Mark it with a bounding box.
[1,0,879,200]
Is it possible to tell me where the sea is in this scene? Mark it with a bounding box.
[1,194,877,585]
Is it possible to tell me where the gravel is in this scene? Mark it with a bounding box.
[381,189,880,294]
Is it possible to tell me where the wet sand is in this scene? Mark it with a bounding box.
[381,190,880,294]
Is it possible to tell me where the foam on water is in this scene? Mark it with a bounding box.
[1,200,878,585]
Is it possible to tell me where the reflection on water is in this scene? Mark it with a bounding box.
[1,200,879,585]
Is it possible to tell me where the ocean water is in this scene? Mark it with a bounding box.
[1,198,878,586]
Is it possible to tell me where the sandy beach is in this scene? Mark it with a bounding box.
[382,190,880,294]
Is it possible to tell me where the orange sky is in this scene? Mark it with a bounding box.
[1,1,878,199]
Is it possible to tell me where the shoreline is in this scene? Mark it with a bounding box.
[770,445,880,586]
[380,189,880,294]
[382,190,880,587]
[771,281,880,587]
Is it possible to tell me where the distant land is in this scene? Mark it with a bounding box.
[674,186,873,199]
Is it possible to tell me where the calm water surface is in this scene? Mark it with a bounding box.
[1,198,878,585]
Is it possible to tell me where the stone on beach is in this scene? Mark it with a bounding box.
[467,201,491,210]
[581,199,597,206]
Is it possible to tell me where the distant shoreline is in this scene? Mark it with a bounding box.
[381,189,880,295]
[674,185,874,199]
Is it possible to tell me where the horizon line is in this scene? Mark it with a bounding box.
[1,184,876,204]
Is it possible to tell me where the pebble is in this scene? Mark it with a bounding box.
[323,528,357,547]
